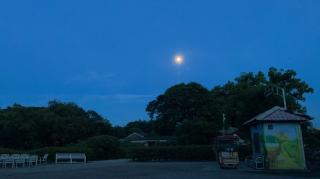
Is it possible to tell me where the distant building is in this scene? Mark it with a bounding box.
[242,106,312,170]
[121,132,173,146]
[122,132,145,142]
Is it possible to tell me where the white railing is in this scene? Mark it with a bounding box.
[0,154,48,168]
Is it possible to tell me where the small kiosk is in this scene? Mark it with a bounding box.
[242,106,311,170]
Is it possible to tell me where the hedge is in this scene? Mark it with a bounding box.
[77,135,121,160]
[1,140,252,162]
[128,145,215,161]
[0,148,19,154]
[1,135,122,162]
[128,145,252,162]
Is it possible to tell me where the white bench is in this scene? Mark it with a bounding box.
[55,153,86,164]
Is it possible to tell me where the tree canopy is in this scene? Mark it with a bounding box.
[0,101,112,149]
[146,82,217,136]
[146,67,314,144]
[0,67,315,148]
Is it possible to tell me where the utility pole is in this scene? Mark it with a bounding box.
[265,84,287,109]
[222,113,226,136]
[281,88,287,109]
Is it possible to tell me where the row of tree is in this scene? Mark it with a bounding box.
[113,67,316,145]
[0,101,113,149]
[0,67,316,149]
[144,67,314,144]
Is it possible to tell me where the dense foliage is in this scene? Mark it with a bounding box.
[77,135,121,160]
[146,67,314,144]
[0,135,121,162]
[302,127,320,148]
[146,83,215,136]
[0,67,317,155]
[0,101,112,150]
[112,120,154,139]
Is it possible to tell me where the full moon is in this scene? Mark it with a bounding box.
[174,55,184,65]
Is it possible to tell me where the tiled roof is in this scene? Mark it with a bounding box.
[122,132,173,141]
[123,132,145,141]
[242,106,312,126]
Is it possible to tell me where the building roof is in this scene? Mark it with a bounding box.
[215,134,240,141]
[122,132,173,142]
[242,106,312,126]
[122,132,145,141]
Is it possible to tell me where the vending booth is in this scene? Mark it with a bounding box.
[242,106,311,170]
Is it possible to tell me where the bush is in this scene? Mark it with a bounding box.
[176,120,218,145]
[77,135,121,160]
[119,142,145,158]
[128,145,215,161]
[29,135,121,162]
[0,148,19,154]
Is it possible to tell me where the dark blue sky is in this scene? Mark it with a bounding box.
[0,0,319,127]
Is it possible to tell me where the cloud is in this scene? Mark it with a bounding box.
[81,94,156,103]
[65,71,116,85]
[0,93,157,109]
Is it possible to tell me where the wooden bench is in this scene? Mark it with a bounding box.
[55,153,86,164]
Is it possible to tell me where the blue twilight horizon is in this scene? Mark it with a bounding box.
[0,0,319,127]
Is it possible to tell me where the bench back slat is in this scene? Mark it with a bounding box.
[55,153,86,163]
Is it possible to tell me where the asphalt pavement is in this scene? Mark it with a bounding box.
[0,159,318,179]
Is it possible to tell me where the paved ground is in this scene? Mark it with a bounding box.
[0,160,319,179]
